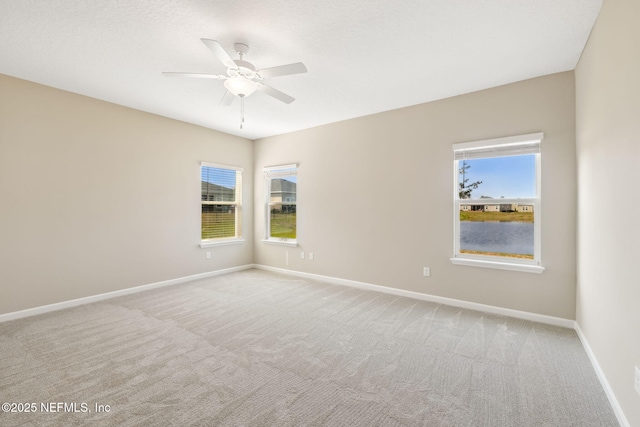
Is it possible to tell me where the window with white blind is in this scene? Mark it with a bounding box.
[451,133,544,273]
[263,164,297,246]
[200,162,243,246]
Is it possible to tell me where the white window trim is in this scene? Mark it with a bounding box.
[200,161,244,246]
[450,257,544,273]
[263,164,298,246]
[451,133,544,273]
[200,238,245,248]
[260,238,298,247]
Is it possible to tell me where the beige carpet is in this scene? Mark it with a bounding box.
[0,269,618,426]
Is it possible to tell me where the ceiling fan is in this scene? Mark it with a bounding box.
[163,39,307,129]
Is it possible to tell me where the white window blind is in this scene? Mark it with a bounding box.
[453,132,543,160]
[264,164,298,179]
[201,162,243,241]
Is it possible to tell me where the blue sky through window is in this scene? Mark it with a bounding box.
[460,154,535,199]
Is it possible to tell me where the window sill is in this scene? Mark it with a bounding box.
[200,238,244,248]
[450,257,544,274]
[261,239,298,247]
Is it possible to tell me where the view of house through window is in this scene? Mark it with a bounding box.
[264,165,297,242]
[453,134,542,265]
[201,162,242,242]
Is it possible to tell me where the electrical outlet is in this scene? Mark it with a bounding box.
[635,366,640,396]
[309,252,314,261]
[423,267,430,277]
[300,252,305,259]
[206,251,211,260]
[286,251,289,266]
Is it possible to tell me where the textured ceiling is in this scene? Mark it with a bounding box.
[0,0,602,140]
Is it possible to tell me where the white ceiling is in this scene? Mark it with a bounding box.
[0,0,602,140]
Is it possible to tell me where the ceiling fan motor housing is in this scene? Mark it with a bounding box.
[229,59,257,80]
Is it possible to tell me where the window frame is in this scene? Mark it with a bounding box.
[200,161,244,248]
[262,164,298,247]
[450,133,544,273]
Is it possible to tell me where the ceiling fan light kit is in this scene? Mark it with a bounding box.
[224,77,257,97]
[163,39,307,129]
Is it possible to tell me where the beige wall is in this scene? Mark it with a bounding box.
[0,74,254,315]
[1,72,579,321]
[576,0,640,424]
[254,71,577,319]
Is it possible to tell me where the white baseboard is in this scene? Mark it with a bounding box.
[0,264,254,323]
[2,263,573,328]
[574,323,629,427]
[252,264,575,329]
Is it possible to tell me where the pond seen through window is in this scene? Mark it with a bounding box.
[458,154,535,259]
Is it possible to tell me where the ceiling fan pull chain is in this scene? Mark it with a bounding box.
[240,95,245,129]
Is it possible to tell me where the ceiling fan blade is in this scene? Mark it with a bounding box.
[257,83,295,104]
[257,62,307,79]
[162,72,226,79]
[201,39,236,69]
[219,90,235,106]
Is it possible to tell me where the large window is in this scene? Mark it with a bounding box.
[451,133,543,273]
[201,162,243,245]
[264,164,297,245]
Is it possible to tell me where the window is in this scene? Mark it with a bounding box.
[263,164,297,245]
[451,133,544,273]
[200,162,243,246]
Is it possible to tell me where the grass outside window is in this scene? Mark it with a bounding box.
[201,211,237,240]
[270,212,296,239]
